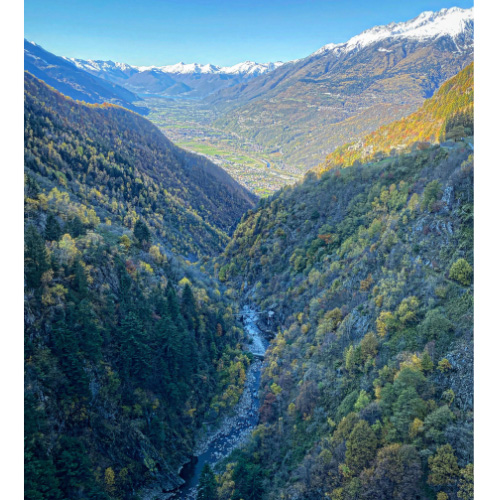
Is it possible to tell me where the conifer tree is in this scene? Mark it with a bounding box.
[45,213,62,241]
[181,282,198,333]
[197,463,217,500]
[25,225,49,289]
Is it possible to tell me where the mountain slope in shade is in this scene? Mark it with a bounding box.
[209,7,473,170]
[215,65,474,498]
[65,57,284,98]
[316,62,473,173]
[24,40,148,115]
[24,73,257,258]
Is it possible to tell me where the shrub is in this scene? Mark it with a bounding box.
[449,258,473,286]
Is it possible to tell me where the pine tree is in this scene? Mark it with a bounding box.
[66,215,85,237]
[197,463,217,500]
[118,312,151,383]
[25,225,49,289]
[45,213,62,241]
[25,173,40,199]
[51,315,90,398]
[134,220,151,248]
[181,282,198,333]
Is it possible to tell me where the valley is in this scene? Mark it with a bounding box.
[172,306,268,500]
[24,5,474,500]
[143,96,301,196]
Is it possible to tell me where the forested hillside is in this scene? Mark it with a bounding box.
[215,70,473,499]
[24,73,257,259]
[24,74,255,499]
[317,63,473,173]
[24,49,474,500]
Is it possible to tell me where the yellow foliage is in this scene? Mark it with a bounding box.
[376,311,394,337]
[149,244,164,264]
[139,261,154,274]
[179,277,192,287]
[104,467,115,493]
[58,234,78,265]
[271,383,283,395]
[409,418,424,439]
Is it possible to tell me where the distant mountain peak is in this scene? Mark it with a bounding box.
[63,58,136,73]
[313,6,473,56]
[64,57,284,80]
[134,60,283,76]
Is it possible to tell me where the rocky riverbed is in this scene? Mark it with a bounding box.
[171,305,268,499]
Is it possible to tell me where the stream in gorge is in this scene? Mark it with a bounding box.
[172,306,269,499]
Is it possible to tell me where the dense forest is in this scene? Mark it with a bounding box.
[25,59,474,500]
[24,73,256,259]
[213,65,473,500]
[24,74,256,499]
[317,64,474,173]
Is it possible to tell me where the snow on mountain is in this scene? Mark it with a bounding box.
[221,61,284,76]
[136,62,218,74]
[65,58,283,78]
[136,60,283,76]
[63,58,137,75]
[313,7,473,56]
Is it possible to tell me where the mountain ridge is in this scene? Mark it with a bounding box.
[24,39,148,115]
[62,57,284,99]
[24,72,257,258]
[316,62,474,173]
[207,7,473,170]
[313,7,473,56]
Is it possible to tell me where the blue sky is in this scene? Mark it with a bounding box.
[24,0,474,66]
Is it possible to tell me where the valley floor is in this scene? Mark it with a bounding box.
[142,96,301,196]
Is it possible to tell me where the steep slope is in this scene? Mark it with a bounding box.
[317,63,473,173]
[24,77,255,498]
[66,57,284,98]
[209,7,473,170]
[24,40,148,115]
[215,71,473,499]
[24,162,250,500]
[24,73,257,258]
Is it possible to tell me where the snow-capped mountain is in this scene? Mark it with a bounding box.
[313,7,473,56]
[63,57,283,98]
[65,58,135,74]
[222,61,284,76]
[149,60,283,76]
[24,40,148,114]
[208,6,473,170]
[69,58,282,77]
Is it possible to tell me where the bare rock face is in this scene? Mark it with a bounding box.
[444,339,474,412]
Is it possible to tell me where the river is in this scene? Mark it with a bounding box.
[172,306,268,499]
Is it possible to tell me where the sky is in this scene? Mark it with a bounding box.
[24,0,474,66]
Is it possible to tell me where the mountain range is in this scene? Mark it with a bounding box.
[24,8,475,499]
[64,57,284,98]
[25,7,473,182]
[210,7,473,169]
[24,39,148,115]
